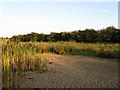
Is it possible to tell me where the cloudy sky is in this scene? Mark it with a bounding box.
[0,1,118,38]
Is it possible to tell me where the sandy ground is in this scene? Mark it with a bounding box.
[18,53,118,88]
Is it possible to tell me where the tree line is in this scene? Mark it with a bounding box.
[10,26,120,43]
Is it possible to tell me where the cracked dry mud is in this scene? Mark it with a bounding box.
[18,53,118,88]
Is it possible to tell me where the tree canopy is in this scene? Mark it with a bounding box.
[10,26,120,43]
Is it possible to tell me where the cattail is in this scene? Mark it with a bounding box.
[11,57,16,70]
[7,58,10,70]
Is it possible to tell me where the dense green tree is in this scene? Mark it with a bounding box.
[100,26,117,42]
[10,26,119,43]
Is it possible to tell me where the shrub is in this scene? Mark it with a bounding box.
[55,46,64,54]
[97,48,114,58]
[64,46,70,53]
[41,45,48,54]
[69,47,76,55]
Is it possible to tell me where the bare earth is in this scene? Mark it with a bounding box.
[18,53,118,88]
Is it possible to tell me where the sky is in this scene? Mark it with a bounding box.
[0,1,118,38]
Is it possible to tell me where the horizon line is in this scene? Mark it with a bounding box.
[1,25,117,38]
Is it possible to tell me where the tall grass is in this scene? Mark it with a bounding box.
[37,41,119,58]
[0,38,2,89]
[2,40,50,88]
[2,40,119,88]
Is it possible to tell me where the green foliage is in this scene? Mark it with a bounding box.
[97,47,114,58]
[2,40,50,88]
[55,45,64,54]
[10,26,120,43]
[2,40,119,88]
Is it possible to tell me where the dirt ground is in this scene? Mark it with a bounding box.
[18,53,118,88]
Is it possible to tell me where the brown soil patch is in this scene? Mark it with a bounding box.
[18,53,118,88]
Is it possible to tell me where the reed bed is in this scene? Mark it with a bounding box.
[2,40,54,88]
[32,41,119,58]
[1,40,119,88]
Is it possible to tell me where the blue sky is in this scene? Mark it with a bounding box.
[0,2,118,37]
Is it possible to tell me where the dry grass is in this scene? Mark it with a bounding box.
[1,40,119,88]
